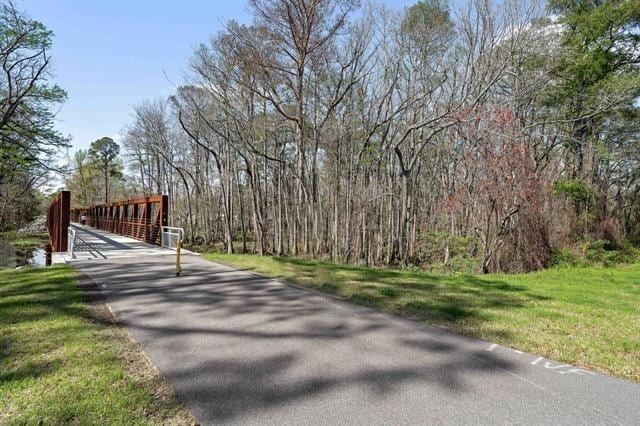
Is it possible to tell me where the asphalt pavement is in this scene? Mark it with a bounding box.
[70,226,640,425]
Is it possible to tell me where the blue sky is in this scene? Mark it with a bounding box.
[22,0,251,152]
[22,0,415,154]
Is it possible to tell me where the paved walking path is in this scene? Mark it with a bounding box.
[68,226,640,425]
[68,223,169,260]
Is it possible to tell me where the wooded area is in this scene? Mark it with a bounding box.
[0,1,68,231]
[113,0,640,273]
[3,0,639,273]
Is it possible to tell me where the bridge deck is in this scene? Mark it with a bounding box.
[65,223,172,261]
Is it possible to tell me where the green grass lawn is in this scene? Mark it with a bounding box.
[0,265,193,424]
[204,253,640,381]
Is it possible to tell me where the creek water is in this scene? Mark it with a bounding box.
[0,239,46,268]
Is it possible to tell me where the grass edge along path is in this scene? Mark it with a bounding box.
[0,265,196,425]
[203,253,640,382]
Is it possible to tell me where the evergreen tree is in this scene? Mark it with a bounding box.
[88,137,122,204]
[547,0,640,183]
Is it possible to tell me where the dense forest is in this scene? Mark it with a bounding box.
[3,0,639,273]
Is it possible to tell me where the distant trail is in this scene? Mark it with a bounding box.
[68,226,640,425]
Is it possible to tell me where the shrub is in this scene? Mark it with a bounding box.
[549,240,640,268]
[584,239,608,263]
[553,178,594,209]
[571,240,640,267]
[603,243,640,266]
[427,255,480,275]
[416,232,477,265]
[548,248,583,267]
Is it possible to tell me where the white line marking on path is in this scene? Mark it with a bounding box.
[483,340,597,379]
[559,368,596,376]
[544,362,570,370]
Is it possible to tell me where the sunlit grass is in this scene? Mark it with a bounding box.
[203,253,640,381]
[0,265,192,424]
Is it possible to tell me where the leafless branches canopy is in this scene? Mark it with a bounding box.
[118,0,640,273]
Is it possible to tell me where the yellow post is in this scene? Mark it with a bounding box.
[176,239,182,276]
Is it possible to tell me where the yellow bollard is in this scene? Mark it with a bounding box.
[176,239,182,276]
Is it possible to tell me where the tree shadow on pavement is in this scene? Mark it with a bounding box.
[74,256,525,423]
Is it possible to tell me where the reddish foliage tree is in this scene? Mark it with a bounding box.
[453,105,551,272]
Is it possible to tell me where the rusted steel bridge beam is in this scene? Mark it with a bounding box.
[70,195,168,246]
[46,190,70,252]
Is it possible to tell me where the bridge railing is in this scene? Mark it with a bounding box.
[67,227,76,259]
[71,195,168,246]
[46,191,70,252]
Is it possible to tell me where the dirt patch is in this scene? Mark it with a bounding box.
[78,275,198,425]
